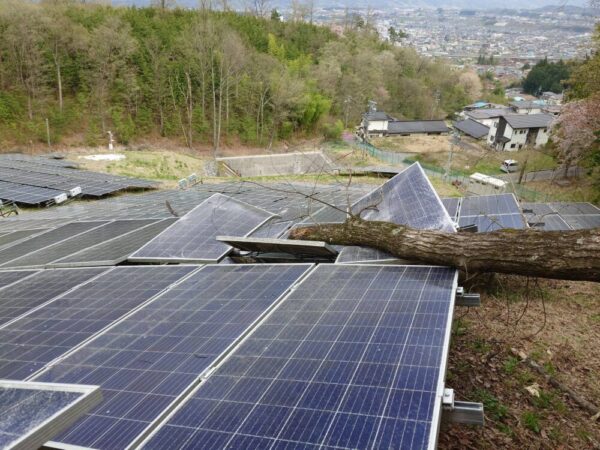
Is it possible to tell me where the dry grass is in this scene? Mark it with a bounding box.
[440,276,600,449]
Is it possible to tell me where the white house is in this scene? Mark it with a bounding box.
[488,114,553,151]
[360,111,396,137]
[464,108,509,129]
[360,111,449,138]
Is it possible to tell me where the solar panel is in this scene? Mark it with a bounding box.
[51,219,177,268]
[217,236,338,258]
[0,229,49,250]
[0,180,67,206]
[0,222,108,266]
[352,163,456,232]
[2,220,158,269]
[0,265,197,380]
[130,193,274,263]
[459,194,520,216]
[35,264,312,450]
[458,213,527,232]
[0,270,38,290]
[0,380,101,450]
[526,214,572,231]
[521,202,555,217]
[561,214,600,230]
[249,219,293,239]
[548,202,600,215]
[0,267,108,327]
[143,264,458,450]
[335,246,400,264]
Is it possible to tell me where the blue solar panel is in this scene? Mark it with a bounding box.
[130,194,274,263]
[0,267,108,327]
[352,163,456,233]
[458,213,527,232]
[143,264,458,450]
[35,264,312,450]
[441,198,461,221]
[0,266,196,380]
[0,380,101,450]
[0,270,38,290]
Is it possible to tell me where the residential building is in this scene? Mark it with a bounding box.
[360,111,449,138]
[509,100,545,114]
[488,113,553,151]
[453,119,490,140]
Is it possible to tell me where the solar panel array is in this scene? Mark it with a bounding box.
[36,264,311,449]
[0,380,101,450]
[352,163,456,233]
[130,194,274,263]
[0,270,38,290]
[0,266,196,380]
[144,265,458,450]
[0,154,156,205]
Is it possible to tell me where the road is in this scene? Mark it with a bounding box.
[497,166,582,183]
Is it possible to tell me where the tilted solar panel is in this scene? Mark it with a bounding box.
[0,180,67,206]
[143,264,458,450]
[51,219,177,268]
[2,219,158,269]
[0,266,196,380]
[352,163,456,233]
[0,380,101,450]
[0,230,50,251]
[0,267,108,328]
[561,214,600,230]
[441,198,461,221]
[129,193,274,263]
[526,214,572,231]
[35,264,312,450]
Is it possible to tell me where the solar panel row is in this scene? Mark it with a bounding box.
[143,264,458,450]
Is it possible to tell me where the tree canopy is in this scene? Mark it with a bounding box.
[522,59,571,95]
[0,1,475,149]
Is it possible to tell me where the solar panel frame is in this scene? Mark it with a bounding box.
[142,264,458,450]
[561,214,600,230]
[129,193,275,264]
[216,236,338,258]
[35,264,314,450]
[0,379,102,450]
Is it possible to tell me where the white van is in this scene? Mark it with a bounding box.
[500,159,519,173]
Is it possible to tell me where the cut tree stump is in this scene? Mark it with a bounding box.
[289,218,600,282]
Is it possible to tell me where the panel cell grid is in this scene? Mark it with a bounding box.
[335,246,398,264]
[0,266,196,381]
[35,264,312,450]
[144,264,457,450]
[0,270,38,290]
[352,163,456,233]
[130,193,274,263]
[0,268,108,327]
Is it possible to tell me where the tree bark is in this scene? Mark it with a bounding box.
[289,218,600,282]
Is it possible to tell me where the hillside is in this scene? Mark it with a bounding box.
[0,1,475,151]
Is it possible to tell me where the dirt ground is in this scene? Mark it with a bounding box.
[439,275,600,449]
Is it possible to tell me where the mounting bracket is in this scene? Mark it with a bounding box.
[442,388,485,426]
[455,287,480,307]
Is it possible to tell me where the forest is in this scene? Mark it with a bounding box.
[0,1,476,151]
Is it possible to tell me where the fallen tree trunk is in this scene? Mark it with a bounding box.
[289,218,600,282]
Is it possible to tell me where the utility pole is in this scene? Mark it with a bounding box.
[45,118,51,148]
[446,130,459,181]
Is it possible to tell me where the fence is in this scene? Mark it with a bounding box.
[354,140,555,202]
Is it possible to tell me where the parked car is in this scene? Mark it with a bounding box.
[500,159,519,173]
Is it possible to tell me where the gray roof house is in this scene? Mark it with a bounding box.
[453,119,490,139]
